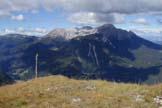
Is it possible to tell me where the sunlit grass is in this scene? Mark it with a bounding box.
[0,75,161,108]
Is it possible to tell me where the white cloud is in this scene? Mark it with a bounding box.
[17,27,25,32]
[3,29,15,34]
[34,28,48,34]
[131,28,162,37]
[0,27,48,36]
[11,14,24,21]
[69,12,98,25]
[132,18,149,25]
[131,27,162,42]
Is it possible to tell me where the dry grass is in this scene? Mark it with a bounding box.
[0,75,162,108]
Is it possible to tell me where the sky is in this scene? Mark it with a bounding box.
[0,0,162,38]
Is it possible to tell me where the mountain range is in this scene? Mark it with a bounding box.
[1,24,162,85]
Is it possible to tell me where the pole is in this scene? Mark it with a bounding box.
[35,53,38,79]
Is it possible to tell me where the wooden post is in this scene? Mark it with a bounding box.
[35,53,38,79]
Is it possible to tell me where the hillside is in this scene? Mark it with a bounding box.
[0,76,162,108]
[0,34,38,81]
[0,71,13,86]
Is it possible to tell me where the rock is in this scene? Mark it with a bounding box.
[135,95,144,102]
[154,96,162,105]
[72,97,81,104]
[86,85,96,91]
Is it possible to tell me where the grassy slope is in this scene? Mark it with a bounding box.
[118,46,162,68]
[0,76,162,108]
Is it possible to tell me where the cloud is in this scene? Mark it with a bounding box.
[131,28,162,37]
[69,12,124,25]
[17,27,25,32]
[66,0,162,14]
[132,18,149,25]
[0,11,10,18]
[3,29,15,34]
[41,0,162,25]
[0,0,162,25]
[0,27,48,36]
[131,28,162,42]
[32,28,48,34]
[1,0,162,14]
[157,19,162,24]
[11,14,24,21]
[68,12,98,25]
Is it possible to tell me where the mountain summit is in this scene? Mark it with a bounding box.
[98,24,116,30]
[46,26,97,40]
[46,24,118,40]
[46,24,136,42]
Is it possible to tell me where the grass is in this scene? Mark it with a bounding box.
[0,75,162,108]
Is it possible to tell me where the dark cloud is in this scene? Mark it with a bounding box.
[69,12,124,25]
[57,0,162,14]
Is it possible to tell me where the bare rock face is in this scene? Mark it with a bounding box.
[46,24,132,41]
[46,27,97,40]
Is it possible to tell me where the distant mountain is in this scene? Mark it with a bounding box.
[44,24,162,84]
[46,26,97,40]
[156,41,162,45]
[0,71,13,85]
[1,24,162,84]
[0,34,38,81]
[141,35,162,45]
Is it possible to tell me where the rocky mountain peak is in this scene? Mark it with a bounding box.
[97,24,116,31]
[46,27,97,40]
[81,26,93,30]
